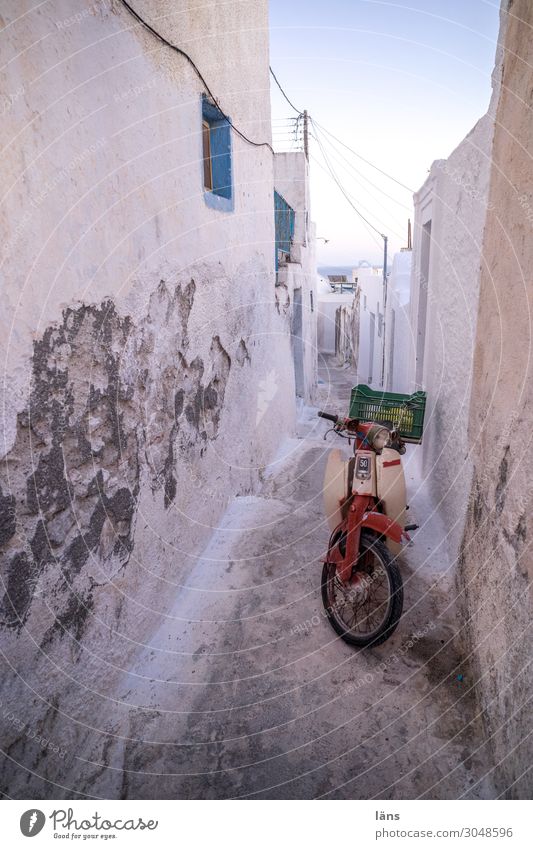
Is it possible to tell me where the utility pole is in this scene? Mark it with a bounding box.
[303,110,309,160]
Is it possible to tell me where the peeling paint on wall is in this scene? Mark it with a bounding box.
[0,279,235,640]
[0,0,303,799]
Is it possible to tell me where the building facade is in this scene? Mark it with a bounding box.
[0,0,315,796]
[407,30,503,562]
[353,265,385,389]
[274,151,318,404]
[459,0,533,798]
[408,0,533,797]
[316,275,359,371]
[383,250,412,394]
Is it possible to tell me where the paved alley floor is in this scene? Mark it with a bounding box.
[90,355,493,799]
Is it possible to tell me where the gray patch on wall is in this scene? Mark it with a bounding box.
[0,280,231,642]
[236,339,251,367]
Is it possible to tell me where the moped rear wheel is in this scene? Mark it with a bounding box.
[321,531,403,647]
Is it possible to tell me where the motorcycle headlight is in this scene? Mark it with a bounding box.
[369,426,390,452]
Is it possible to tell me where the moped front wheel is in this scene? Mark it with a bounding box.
[321,531,403,648]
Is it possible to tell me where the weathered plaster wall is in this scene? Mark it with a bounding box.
[334,298,360,371]
[1,0,284,452]
[316,281,356,357]
[409,29,504,562]
[384,251,412,394]
[0,0,297,796]
[460,0,533,798]
[274,152,318,404]
[356,268,384,388]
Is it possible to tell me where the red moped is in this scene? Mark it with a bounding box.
[318,410,418,647]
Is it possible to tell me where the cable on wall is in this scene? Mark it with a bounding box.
[269,66,303,116]
[119,0,274,153]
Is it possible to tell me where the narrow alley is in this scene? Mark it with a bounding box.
[2,0,532,818]
[82,355,492,800]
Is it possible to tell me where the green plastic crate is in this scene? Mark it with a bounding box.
[349,384,427,443]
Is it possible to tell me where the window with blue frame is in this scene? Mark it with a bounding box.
[202,97,233,211]
[274,190,295,270]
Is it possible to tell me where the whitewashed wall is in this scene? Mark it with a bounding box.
[355,267,384,388]
[0,0,297,797]
[407,5,506,564]
[408,113,496,561]
[384,251,413,393]
[316,279,355,355]
[334,299,360,370]
[274,151,317,404]
[460,0,533,797]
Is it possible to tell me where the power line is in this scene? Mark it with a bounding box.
[313,119,414,194]
[309,152,383,250]
[118,3,412,230]
[268,69,414,199]
[269,66,303,116]
[312,123,412,213]
[119,0,274,153]
[311,145,405,243]
[311,118,385,247]
[310,130,408,241]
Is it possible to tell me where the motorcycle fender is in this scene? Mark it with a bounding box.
[361,511,405,545]
[323,449,352,532]
[375,447,407,556]
[326,539,344,565]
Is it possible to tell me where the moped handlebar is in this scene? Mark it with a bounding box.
[317,411,339,424]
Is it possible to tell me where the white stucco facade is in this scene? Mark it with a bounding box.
[408,19,505,562]
[1,0,295,455]
[384,250,413,393]
[274,151,318,404]
[459,0,533,796]
[316,276,357,354]
[354,266,384,388]
[0,0,305,796]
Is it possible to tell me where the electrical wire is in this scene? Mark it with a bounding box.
[269,66,304,116]
[311,148,405,244]
[119,2,411,240]
[310,130,408,241]
[311,118,385,246]
[119,0,274,153]
[268,66,410,240]
[310,152,384,251]
[268,69,414,205]
[312,122,412,213]
[313,118,414,194]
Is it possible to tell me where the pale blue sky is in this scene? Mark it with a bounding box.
[269,0,501,265]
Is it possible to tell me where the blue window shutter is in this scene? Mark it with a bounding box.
[202,96,233,209]
[274,190,295,269]
[210,120,232,200]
